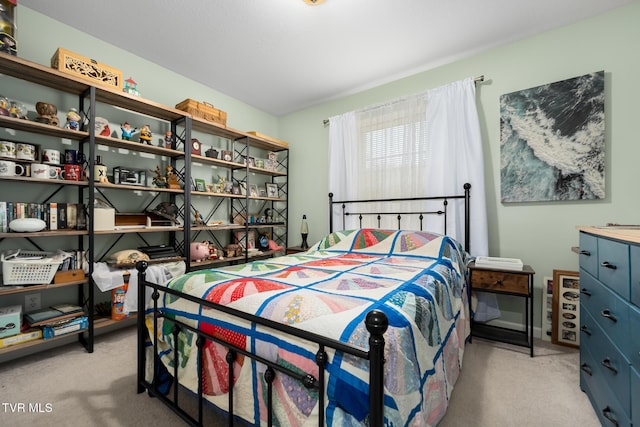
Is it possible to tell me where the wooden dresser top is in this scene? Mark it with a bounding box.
[577,225,640,244]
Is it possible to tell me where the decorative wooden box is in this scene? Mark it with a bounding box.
[175,99,227,126]
[50,47,123,90]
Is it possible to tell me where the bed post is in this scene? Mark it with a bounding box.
[463,183,471,253]
[136,260,149,394]
[366,309,388,427]
[328,192,334,232]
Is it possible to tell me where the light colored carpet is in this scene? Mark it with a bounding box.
[0,327,599,426]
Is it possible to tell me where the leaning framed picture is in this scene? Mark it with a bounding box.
[194,178,207,192]
[552,269,580,348]
[265,183,278,198]
[541,276,553,341]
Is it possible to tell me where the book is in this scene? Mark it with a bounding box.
[24,305,85,327]
[0,201,6,232]
[48,202,58,230]
[474,256,524,271]
[42,316,88,339]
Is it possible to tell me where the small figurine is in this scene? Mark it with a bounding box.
[121,122,137,140]
[139,124,152,145]
[193,210,205,226]
[166,165,181,189]
[164,130,173,149]
[94,117,111,136]
[65,108,81,130]
[151,165,168,188]
[123,77,140,96]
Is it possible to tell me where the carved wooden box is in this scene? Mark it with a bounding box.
[51,47,123,90]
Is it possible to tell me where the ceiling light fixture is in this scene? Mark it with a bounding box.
[303,0,325,5]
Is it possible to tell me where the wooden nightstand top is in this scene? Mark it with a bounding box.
[468,261,535,275]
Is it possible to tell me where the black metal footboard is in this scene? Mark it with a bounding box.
[136,261,388,427]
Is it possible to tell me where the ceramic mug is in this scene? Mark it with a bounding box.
[0,160,25,177]
[42,148,61,165]
[48,165,63,179]
[63,163,81,181]
[64,149,86,165]
[31,163,49,179]
[0,140,16,158]
[16,143,36,161]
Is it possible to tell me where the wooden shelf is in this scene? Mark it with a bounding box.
[0,229,88,238]
[0,279,87,296]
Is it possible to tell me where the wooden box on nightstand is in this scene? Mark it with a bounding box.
[469,261,535,356]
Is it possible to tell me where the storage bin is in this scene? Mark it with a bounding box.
[1,250,67,285]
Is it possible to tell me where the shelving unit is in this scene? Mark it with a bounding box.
[0,53,289,360]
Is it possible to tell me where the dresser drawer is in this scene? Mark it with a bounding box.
[580,271,630,355]
[580,345,632,427]
[630,244,640,307]
[629,304,640,366]
[632,367,640,427]
[598,237,630,300]
[470,269,529,295]
[579,232,599,277]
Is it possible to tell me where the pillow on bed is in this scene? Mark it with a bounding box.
[315,228,445,254]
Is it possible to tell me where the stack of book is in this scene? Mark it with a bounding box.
[474,256,524,271]
[24,304,88,339]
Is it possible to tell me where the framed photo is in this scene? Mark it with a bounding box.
[541,276,553,341]
[552,269,580,348]
[223,181,233,193]
[194,178,206,192]
[249,183,258,197]
[265,183,278,198]
[259,188,267,197]
[232,183,241,195]
[234,230,255,250]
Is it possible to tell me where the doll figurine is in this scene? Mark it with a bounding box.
[65,108,81,130]
[139,125,152,145]
[120,122,137,140]
[164,130,173,149]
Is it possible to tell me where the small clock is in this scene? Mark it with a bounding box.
[191,138,201,155]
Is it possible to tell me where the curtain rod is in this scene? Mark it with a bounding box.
[322,75,485,126]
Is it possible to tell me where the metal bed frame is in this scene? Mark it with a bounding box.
[136,183,471,426]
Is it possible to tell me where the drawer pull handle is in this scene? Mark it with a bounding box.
[602,406,619,427]
[600,309,617,323]
[580,288,591,297]
[600,261,617,270]
[601,358,618,374]
[579,250,591,256]
[580,363,592,376]
[494,280,503,286]
[580,325,591,336]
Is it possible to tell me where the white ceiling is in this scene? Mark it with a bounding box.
[21,0,634,116]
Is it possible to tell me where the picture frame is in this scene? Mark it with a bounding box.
[265,183,278,198]
[194,178,206,192]
[552,269,580,348]
[541,276,553,341]
[259,188,267,197]
[249,184,258,197]
[232,183,241,195]
[234,230,255,250]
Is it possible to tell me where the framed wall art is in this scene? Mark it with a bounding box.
[500,71,605,202]
[552,269,580,348]
[541,276,553,341]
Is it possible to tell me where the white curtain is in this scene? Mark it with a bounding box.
[329,78,488,257]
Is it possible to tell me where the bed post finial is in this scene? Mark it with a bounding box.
[366,309,388,427]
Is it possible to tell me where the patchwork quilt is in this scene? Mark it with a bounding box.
[146,229,470,426]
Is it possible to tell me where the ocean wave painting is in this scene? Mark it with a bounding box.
[500,71,605,202]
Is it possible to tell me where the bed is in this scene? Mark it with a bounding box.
[136,184,472,426]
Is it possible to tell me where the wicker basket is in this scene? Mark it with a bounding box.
[1,250,68,285]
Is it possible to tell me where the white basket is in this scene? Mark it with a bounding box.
[1,250,68,285]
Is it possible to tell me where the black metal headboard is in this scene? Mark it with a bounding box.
[328,183,471,253]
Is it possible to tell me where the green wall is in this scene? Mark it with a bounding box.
[279,2,640,330]
[13,3,640,333]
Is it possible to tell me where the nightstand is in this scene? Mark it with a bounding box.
[469,261,535,357]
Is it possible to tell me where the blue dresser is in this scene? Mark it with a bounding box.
[578,227,640,427]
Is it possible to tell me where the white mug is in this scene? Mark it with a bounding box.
[0,160,25,177]
[42,148,61,165]
[0,140,16,158]
[16,143,36,161]
[30,163,49,179]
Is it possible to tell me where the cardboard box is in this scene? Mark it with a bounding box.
[53,269,85,284]
[42,316,88,339]
[0,329,42,349]
[0,305,21,338]
[94,208,115,231]
[51,47,123,90]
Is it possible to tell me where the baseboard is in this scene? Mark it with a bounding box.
[483,318,544,340]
